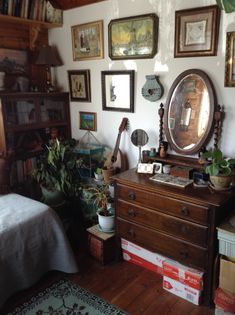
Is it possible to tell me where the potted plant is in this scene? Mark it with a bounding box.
[33,139,82,205]
[203,148,235,189]
[84,184,115,232]
[94,167,104,181]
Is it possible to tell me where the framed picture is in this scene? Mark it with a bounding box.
[101,70,135,112]
[174,5,220,57]
[225,32,235,87]
[71,20,104,61]
[108,13,158,60]
[68,70,91,102]
[79,111,97,131]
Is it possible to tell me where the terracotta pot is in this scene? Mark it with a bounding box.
[102,168,114,184]
[210,175,232,189]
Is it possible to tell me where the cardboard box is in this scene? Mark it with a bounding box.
[215,307,235,315]
[163,276,201,305]
[163,259,204,290]
[122,250,163,275]
[220,257,235,294]
[121,238,166,273]
[215,288,235,314]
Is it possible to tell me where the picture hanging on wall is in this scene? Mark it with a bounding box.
[174,5,220,57]
[79,111,97,131]
[68,70,91,102]
[225,31,235,87]
[71,20,104,61]
[108,13,158,60]
[101,70,135,112]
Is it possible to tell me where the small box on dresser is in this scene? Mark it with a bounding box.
[87,224,116,264]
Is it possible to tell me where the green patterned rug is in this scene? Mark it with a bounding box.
[6,279,128,315]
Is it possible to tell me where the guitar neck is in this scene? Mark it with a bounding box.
[111,132,121,163]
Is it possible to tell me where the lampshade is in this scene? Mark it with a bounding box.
[35,45,62,67]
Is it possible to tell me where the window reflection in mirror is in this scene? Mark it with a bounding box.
[165,69,215,155]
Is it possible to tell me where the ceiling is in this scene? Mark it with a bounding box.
[49,0,106,10]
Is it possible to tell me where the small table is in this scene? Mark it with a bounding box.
[87,224,116,264]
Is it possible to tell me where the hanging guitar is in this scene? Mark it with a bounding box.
[104,117,129,173]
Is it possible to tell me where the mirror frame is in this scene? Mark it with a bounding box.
[164,69,217,155]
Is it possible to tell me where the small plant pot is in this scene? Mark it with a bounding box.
[102,168,114,184]
[97,210,115,232]
[210,175,232,189]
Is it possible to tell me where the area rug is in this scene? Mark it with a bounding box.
[6,279,128,315]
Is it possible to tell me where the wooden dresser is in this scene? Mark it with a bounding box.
[113,168,235,305]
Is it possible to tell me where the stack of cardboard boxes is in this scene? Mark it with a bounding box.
[121,238,204,305]
[215,214,235,315]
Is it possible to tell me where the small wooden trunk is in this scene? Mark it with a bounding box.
[87,225,116,264]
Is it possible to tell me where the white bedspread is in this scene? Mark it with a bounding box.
[0,194,79,307]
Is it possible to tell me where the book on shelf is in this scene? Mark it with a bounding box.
[150,173,193,189]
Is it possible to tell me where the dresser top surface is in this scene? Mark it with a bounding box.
[113,168,235,207]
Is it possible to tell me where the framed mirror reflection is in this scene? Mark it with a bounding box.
[164,69,217,155]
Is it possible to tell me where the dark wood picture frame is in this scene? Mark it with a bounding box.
[225,31,235,87]
[101,70,135,112]
[68,70,91,102]
[174,5,220,57]
[108,13,158,60]
[79,111,97,131]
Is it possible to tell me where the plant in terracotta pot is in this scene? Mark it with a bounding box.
[84,184,115,232]
[203,148,235,189]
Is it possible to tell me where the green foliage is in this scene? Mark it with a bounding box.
[203,148,235,176]
[33,139,82,198]
[83,184,112,215]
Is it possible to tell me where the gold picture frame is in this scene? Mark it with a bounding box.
[71,20,104,61]
[174,5,220,57]
[68,70,91,102]
[225,32,235,87]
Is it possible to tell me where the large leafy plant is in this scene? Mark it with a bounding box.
[203,148,235,176]
[33,139,82,198]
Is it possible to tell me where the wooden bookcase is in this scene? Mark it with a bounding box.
[0,92,71,191]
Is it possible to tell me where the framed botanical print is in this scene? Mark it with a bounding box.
[174,5,220,57]
[68,70,91,102]
[101,70,135,112]
[79,111,97,131]
[225,32,235,87]
[71,20,104,61]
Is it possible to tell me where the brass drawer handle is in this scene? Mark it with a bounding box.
[128,209,136,217]
[181,206,189,216]
[128,191,136,200]
[128,229,135,238]
[179,250,188,259]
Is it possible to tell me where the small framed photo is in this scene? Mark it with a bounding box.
[174,5,220,57]
[153,162,162,174]
[225,32,235,87]
[79,111,97,131]
[108,13,158,60]
[101,70,135,112]
[71,20,104,61]
[68,70,91,102]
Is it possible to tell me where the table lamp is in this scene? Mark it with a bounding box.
[35,45,62,93]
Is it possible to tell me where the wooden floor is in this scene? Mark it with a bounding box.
[1,248,215,315]
[68,251,215,315]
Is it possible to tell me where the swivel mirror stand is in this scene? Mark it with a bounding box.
[131,129,149,167]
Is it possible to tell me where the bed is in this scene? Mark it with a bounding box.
[0,193,79,308]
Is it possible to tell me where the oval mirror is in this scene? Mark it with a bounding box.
[164,69,216,155]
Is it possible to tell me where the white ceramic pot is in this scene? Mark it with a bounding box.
[97,210,115,232]
[210,175,232,189]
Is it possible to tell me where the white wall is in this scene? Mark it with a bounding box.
[49,0,235,168]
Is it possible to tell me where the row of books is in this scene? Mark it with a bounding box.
[0,0,62,24]
[10,157,37,186]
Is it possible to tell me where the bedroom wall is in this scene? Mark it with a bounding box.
[49,0,235,168]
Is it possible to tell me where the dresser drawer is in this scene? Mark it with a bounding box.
[117,200,208,247]
[117,218,207,269]
[116,184,209,225]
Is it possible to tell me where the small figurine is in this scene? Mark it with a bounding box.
[159,141,168,158]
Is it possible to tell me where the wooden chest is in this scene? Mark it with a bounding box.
[113,169,235,305]
[87,225,116,264]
